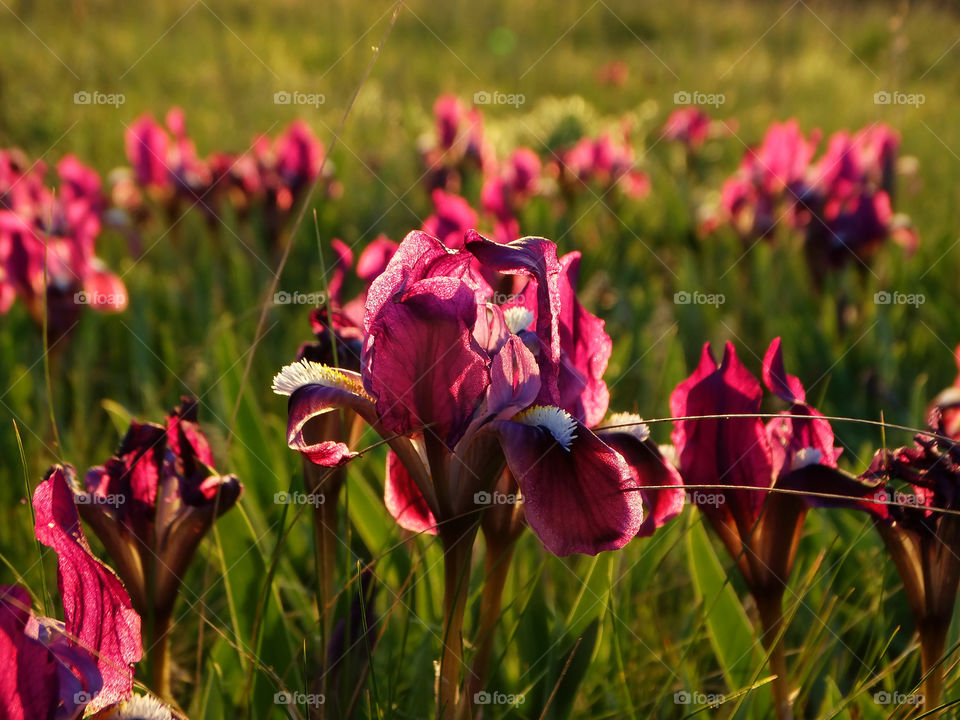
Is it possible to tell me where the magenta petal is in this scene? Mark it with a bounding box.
[166,397,215,468]
[670,342,774,525]
[473,303,510,355]
[556,252,612,426]
[363,230,473,334]
[761,337,806,404]
[495,419,643,556]
[124,115,170,189]
[599,431,686,538]
[33,467,142,713]
[82,264,127,312]
[287,385,362,467]
[465,231,563,401]
[487,335,541,419]
[356,235,398,284]
[0,586,59,720]
[384,450,437,535]
[86,421,166,526]
[363,276,488,448]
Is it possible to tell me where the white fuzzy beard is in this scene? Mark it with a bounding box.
[605,412,650,442]
[271,358,362,396]
[515,405,578,450]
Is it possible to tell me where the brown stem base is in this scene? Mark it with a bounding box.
[755,590,792,720]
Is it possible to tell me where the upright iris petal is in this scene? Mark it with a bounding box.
[671,341,774,526]
[556,251,612,427]
[363,274,489,449]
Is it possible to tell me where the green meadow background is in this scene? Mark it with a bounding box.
[2,0,960,717]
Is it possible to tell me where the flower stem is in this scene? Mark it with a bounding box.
[150,612,172,702]
[755,590,792,720]
[468,538,514,704]
[437,529,475,720]
[919,620,947,712]
[305,459,344,720]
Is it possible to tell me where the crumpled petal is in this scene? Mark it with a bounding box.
[494,418,643,556]
[33,467,142,713]
[384,449,437,535]
[286,384,365,467]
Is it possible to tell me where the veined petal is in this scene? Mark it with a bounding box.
[363,230,473,335]
[494,409,643,556]
[33,467,142,713]
[362,276,488,448]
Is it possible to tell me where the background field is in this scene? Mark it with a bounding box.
[3,0,960,717]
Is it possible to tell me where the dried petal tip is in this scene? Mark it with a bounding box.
[604,412,651,443]
[503,306,534,334]
[514,405,578,450]
[790,447,823,470]
[272,359,364,396]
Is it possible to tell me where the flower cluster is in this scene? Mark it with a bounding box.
[548,124,651,200]
[713,120,917,280]
[119,108,335,246]
[0,148,126,339]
